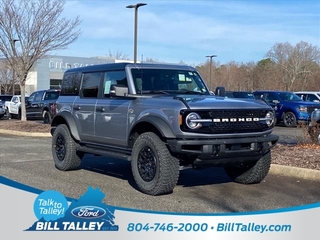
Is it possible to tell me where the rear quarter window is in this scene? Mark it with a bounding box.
[60,72,81,96]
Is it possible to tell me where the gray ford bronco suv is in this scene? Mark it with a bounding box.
[51,62,278,195]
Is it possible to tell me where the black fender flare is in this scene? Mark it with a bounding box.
[51,111,81,141]
[133,116,176,139]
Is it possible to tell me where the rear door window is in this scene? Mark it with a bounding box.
[81,72,102,98]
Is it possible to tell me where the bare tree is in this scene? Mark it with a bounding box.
[0,60,13,94]
[144,57,160,63]
[252,58,281,90]
[0,0,81,121]
[266,41,320,91]
[106,50,130,60]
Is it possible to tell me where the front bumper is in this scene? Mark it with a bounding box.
[167,134,279,164]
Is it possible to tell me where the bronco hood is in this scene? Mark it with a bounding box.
[174,95,271,109]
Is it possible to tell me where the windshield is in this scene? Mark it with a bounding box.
[278,92,303,101]
[131,69,209,94]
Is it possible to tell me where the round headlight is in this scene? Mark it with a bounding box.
[185,112,202,129]
[265,111,275,127]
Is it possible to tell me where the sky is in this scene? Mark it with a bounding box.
[54,0,320,66]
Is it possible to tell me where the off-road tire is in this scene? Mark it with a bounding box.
[224,151,271,184]
[43,110,52,124]
[52,124,82,171]
[131,132,180,196]
[283,112,297,127]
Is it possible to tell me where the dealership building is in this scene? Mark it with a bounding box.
[24,55,125,94]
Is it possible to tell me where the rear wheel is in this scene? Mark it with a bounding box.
[43,110,52,124]
[224,151,271,184]
[52,124,83,171]
[283,112,297,127]
[131,132,180,196]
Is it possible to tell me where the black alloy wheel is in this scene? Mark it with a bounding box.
[55,133,66,161]
[137,146,157,182]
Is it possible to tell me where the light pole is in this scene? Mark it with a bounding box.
[11,39,20,95]
[205,54,217,88]
[126,3,147,63]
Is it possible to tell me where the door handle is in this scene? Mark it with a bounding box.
[96,106,106,112]
[73,105,81,110]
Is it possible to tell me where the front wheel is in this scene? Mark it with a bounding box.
[4,109,11,119]
[17,109,21,120]
[52,124,83,171]
[283,112,297,127]
[224,151,272,184]
[131,132,180,196]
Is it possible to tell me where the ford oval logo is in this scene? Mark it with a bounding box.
[71,206,106,219]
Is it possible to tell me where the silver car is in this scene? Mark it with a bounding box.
[309,109,320,144]
[0,100,6,119]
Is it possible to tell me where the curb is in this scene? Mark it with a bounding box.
[0,129,319,181]
[269,164,320,181]
[0,129,51,137]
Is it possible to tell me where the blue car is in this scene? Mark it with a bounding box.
[253,90,320,127]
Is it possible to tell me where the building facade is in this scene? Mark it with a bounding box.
[25,55,118,94]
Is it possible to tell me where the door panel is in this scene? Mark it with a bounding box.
[72,97,97,142]
[94,98,130,146]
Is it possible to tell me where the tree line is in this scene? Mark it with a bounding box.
[196,41,320,92]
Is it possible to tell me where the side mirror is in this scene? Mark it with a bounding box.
[214,86,226,97]
[110,85,128,97]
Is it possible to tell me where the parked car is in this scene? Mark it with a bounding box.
[0,100,6,119]
[0,94,13,102]
[253,90,320,127]
[26,89,60,123]
[0,94,13,119]
[294,91,320,103]
[308,109,320,144]
[226,91,255,99]
[5,95,30,119]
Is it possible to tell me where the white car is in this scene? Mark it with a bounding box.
[5,94,30,119]
[294,91,320,103]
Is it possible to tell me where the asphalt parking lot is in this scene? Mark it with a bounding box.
[0,127,319,213]
[273,125,306,144]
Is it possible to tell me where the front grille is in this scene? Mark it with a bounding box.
[181,109,270,134]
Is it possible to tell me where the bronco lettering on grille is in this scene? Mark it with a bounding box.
[213,118,260,122]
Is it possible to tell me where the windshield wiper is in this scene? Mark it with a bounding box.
[138,90,170,95]
[176,90,207,95]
